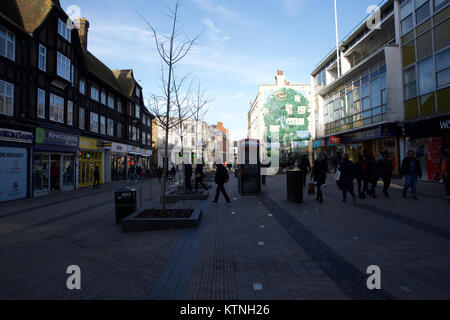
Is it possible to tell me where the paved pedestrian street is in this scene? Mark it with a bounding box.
[0,174,449,300]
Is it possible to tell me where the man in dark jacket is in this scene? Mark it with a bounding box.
[401,150,422,200]
[298,155,311,186]
[354,155,368,199]
[195,164,208,191]
[93,166,100,189]
[338,153,356,203]
[311,153,327,204]
[378,151,394,197]
[184,163,193,191]
[366,154,380,199]
[213,163,231,205]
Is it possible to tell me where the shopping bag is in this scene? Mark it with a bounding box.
[307,183,316,195]
[334,169,341,181]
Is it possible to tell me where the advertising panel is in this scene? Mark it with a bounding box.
[0,147,28,202]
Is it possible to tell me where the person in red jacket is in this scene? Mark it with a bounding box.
[441,146,450,203]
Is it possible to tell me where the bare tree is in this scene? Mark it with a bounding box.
[141,1,200,213]
[191,82,213,165]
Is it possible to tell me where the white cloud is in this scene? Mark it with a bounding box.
[280,0,311,16]
[193,0,246,24]
[202,17,230,43]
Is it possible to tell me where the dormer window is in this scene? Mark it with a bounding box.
[136,87,141,98]
[57,19,72,42]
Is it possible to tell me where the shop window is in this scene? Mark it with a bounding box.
[402,42,416,67]
[416,30,432,60]
[63,155,75,187]
[420,93,436,116]
[418,56,435,95]
[436,86,450,112]
[33,154,49,192]
[434,18,450,52]
[404,98,419,120]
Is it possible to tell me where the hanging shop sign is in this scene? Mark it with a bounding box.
[328,136,342,145]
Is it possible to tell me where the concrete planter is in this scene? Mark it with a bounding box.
[122,201,203,233]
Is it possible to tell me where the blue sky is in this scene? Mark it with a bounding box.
[60,0,383,141]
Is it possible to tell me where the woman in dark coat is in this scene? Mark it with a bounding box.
[338,153,356,203]
[213,164,231,205]
[366,155,380,198]
[311,153,327,204]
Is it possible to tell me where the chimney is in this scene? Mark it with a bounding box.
[275,70,285,86]
[76,18,89,50]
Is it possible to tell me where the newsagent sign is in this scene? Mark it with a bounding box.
[35,127,79,147]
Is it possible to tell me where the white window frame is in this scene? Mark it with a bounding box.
[67,100,73,126]
[38,44,47,72]
[0,80,14,116]
[107,94,114,109]
[49,93,64,123]
[79,79,85,95]
[91,83,99,101]
[57,19,72,42]
[0,26,15,61]
[107,118,114,136]
[100,116,106,135]
[90,112,99,133]
[57,51,71,81]
[79,107,85,130]
[37,89,46,119]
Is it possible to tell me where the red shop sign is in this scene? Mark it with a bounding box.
[329,136,341,144]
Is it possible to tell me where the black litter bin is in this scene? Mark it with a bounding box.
[287,170,304,203]
[115,187,137,224]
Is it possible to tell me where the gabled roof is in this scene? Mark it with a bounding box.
[82,49,124,94]
[112,69,136,98]
[0,0,24,30]
[15,0,56,34]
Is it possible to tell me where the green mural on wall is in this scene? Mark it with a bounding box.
[263,88,311,155]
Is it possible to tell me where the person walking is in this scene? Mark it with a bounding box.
[195,163,208,191]
[354,155,368,199]
[213,163,231,205]
[93,165,100,189]
[440,146,450,203]
[170,165,176,181]
[299,155,311,186]
[366,154,380,199]
[401,150,422,200]
[184,163,193,191]
[338,153,356,203]
[157,167,162,182]
[311,153,327,204]
[378,151,394,197]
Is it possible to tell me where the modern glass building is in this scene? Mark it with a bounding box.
[311,0,449,179]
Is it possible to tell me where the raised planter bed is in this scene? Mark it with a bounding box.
[122,201,203,233]
[164,190,209,203]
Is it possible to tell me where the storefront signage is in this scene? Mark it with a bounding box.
[142,149,153,156]
[112,143,127,154]
[404,114,450,139]
[0,128,33,143]
[79,137,98,150]
[35,128,79,147]
[0,147,28,202]
[328,136,342,145]
[341,125,399,144]
[312,140,322,149]
[127,145,141,154]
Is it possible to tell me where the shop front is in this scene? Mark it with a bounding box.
[142,148,153,170]
[111,142,127,182]
[0,127,33,202]
[404,114,450,182]
[341,124,401,175]
[312,139,326,160]
[127,145,142,179]
[33,128,78,196]
[78,137,103,188]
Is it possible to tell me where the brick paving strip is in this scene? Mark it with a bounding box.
[132,200,211,300]
[258,194,394,300]
[355,203,450,241]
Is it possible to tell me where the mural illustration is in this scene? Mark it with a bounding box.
[263,88,311,156]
